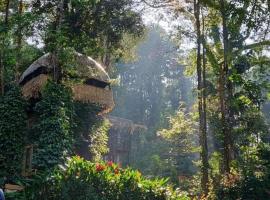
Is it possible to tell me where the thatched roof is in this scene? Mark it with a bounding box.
[21,74,48,99]
[19,52,110,84]
[20,52,115,112]
[72,84,114,113]
[107,116,147,132]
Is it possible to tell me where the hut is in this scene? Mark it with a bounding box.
[19,52,114,112]
[18,52,115,175]
[105,116,147,166]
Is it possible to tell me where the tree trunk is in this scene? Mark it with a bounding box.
[194,0,208,195]
[102,35,112,71]
[219,0,233,174]
[0,0,10,95]
[52,0,65,82]
[0,52,4,95]
[15,0,24,82]
[4,0,10,25]
[201,8,209,195]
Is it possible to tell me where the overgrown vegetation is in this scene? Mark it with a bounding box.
[124,0,270,198]
[112,27,194,183]
[32,81,74,170]
[22,156,189,200]
[0,85,27,180]
[0,0,270,199]
[74,103,110,161]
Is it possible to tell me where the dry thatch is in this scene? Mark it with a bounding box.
[72,84,115,113]
[73,53,110,81]
[19,52,110,84]
[21,75,114,113]
[21,75,114,112]
[107,116,147,132]
[20,52,115,112]
[21,74,48,99]
[19,53,54,83]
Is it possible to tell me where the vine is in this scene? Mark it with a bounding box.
[0,85,27,180]
[32,81,74,170]
[74,103,110,161]
[89,117,110,161]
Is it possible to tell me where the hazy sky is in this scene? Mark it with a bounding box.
[141,5,196,58]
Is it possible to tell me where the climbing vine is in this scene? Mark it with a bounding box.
[89,117,110,161]
[32,81,74,170]
[0,85,27,180]
[74,103,110,161]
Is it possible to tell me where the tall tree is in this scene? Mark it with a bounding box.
[32,0,144,72]
[0,0,10,95]
[140,0,210,194]
[112,27,194,182]
[15,0,23,81]
[218,0,233,173]
[194,0,209,194]
[204,0,270,174]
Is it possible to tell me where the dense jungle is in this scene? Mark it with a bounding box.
[0,0,270,199]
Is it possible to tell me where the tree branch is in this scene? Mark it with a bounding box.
[139,0,174,8]
[233,40,270,55]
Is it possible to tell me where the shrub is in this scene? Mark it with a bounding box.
[88,118,110,161]
[214,144,270,200]
[32,81,74,170]
[24,156,190,200]
[73,103,110,161]
[0,85,27,180]
[215,174,270,200]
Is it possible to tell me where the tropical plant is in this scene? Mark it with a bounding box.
[32,81,74,170]
[23,156,190,200]
[0,85,27,180]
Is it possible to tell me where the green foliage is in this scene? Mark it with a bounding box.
[0,30,16,83]
[32,81,74,170]
[152,105,198,187]
[214,144,270,200]
[112,27,194,184]
[73,103,110,161]
[0,0,40,82]
[18,45,43,73]
[23,156,190,200]
[73,103,102,140]
[1,0,270,198]
[33,0,145,66]
[63,0,145,60]
[0,85,27,180]
[159,105,195,150]
[89,118,110,161]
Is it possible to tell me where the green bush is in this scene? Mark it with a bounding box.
[215,174,270,200]
[88,118,110,161]
[73,103,110,161]
[215,144,270,200]
[0,85,27,180]
[32,81,74,170]
[24,156,189,200]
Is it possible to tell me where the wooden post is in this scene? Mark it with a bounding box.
[22,145,34,177]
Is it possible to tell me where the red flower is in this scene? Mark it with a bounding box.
[107,161,114,167]
[96,163,106,172]
[114,168,119,175]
